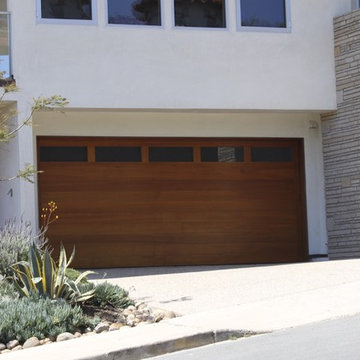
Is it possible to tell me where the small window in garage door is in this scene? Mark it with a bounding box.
[251,147,292,162]
[39,146,88,162]
[95,147,142,162]
[201,146,244,162]
[149,147,194,162]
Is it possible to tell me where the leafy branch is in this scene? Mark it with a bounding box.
[0,78,68,182]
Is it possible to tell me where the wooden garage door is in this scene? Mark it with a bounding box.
[37,137,308,268]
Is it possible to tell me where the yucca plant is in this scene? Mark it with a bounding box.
[10,243,95,304]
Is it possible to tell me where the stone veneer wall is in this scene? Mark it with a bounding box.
[322,9,360,259]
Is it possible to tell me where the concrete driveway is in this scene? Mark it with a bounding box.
[89,259,360,327]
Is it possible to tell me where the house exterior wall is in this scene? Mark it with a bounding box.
[322,9,360,259]
[1,0,352,258]
[7,0,350,110]
[0,102,20,221]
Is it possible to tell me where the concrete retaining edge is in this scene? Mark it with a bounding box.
[89,329,261,360]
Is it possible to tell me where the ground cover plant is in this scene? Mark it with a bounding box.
[84,282,134,310]
[0,295,97,343]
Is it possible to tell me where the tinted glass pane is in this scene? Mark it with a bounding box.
[95,147,141,162]
[108,0,161,25]
[240,0,286,28]
[0,13,10,78]
[175,0,226,28]
[201,147,244,162]
[201,147,218,162]
[149,147,193,162]
[251,147,292,162]
[41,0,92,20]
[40,147,88,162]
[0,0,7,12]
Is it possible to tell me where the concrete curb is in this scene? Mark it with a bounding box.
[0,319,262,360]
[90,329,260,360]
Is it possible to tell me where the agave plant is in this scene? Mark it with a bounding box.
[10,243,94,304]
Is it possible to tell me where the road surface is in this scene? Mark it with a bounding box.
[149,314,360,360]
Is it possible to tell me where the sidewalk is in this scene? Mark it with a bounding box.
[3,259,360,360]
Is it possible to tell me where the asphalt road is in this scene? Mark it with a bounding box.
[149,314,360,360]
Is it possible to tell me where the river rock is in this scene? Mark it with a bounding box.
[6,340,19,350]
[109,323,124,331]
[116,314,126,324]
[94,322,110,333]
[163,310,177,320]
[57,332,75,342]
[23,337,40,349]
[11,345,22,351]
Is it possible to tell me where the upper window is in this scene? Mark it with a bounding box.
[351,0,360,10]
[37,0,96,24]
[0,0,7,11]
[174,0,226,29]
[0,0,10,79]
[239,0,289,31]
[107,0,161,26]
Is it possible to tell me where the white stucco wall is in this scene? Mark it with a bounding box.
[0,102,20,223]
[30,109,328,255]
[7,0,351,110]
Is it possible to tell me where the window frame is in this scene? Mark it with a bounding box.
[0,0,7,12]
[237,0,291,33]
[105,0,164,29]
[172,0,229,31]
[36,0,97,25]
[0,8,11,79]
[351,0,360,10]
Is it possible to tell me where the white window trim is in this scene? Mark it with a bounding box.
[105,0,165,29]
[237,0,291,33]
[351,0,360,10]
[172,0,229,32]
[36,0,97,25]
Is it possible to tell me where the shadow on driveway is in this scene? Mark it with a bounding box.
[87,264,278,280]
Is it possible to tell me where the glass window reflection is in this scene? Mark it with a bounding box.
[240,0,286,28]
[0,0,7,12]
[41,0,92,20]
[108,0,161,26]
[175,0,226,28]
[0,12,10,78]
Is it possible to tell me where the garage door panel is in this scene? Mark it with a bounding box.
[48,221,297,239]
[45,204,298,226]
[38,137,307,267]
[41,185,298,212]
[57,240,301,268]
[39,163,296,182]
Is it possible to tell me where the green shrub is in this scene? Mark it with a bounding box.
[0,275,18,300]
[65,268,89,284]
[11,243,95,304]
[0,295,97,343]
[84,282,134,310]
[0,220,44,276]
